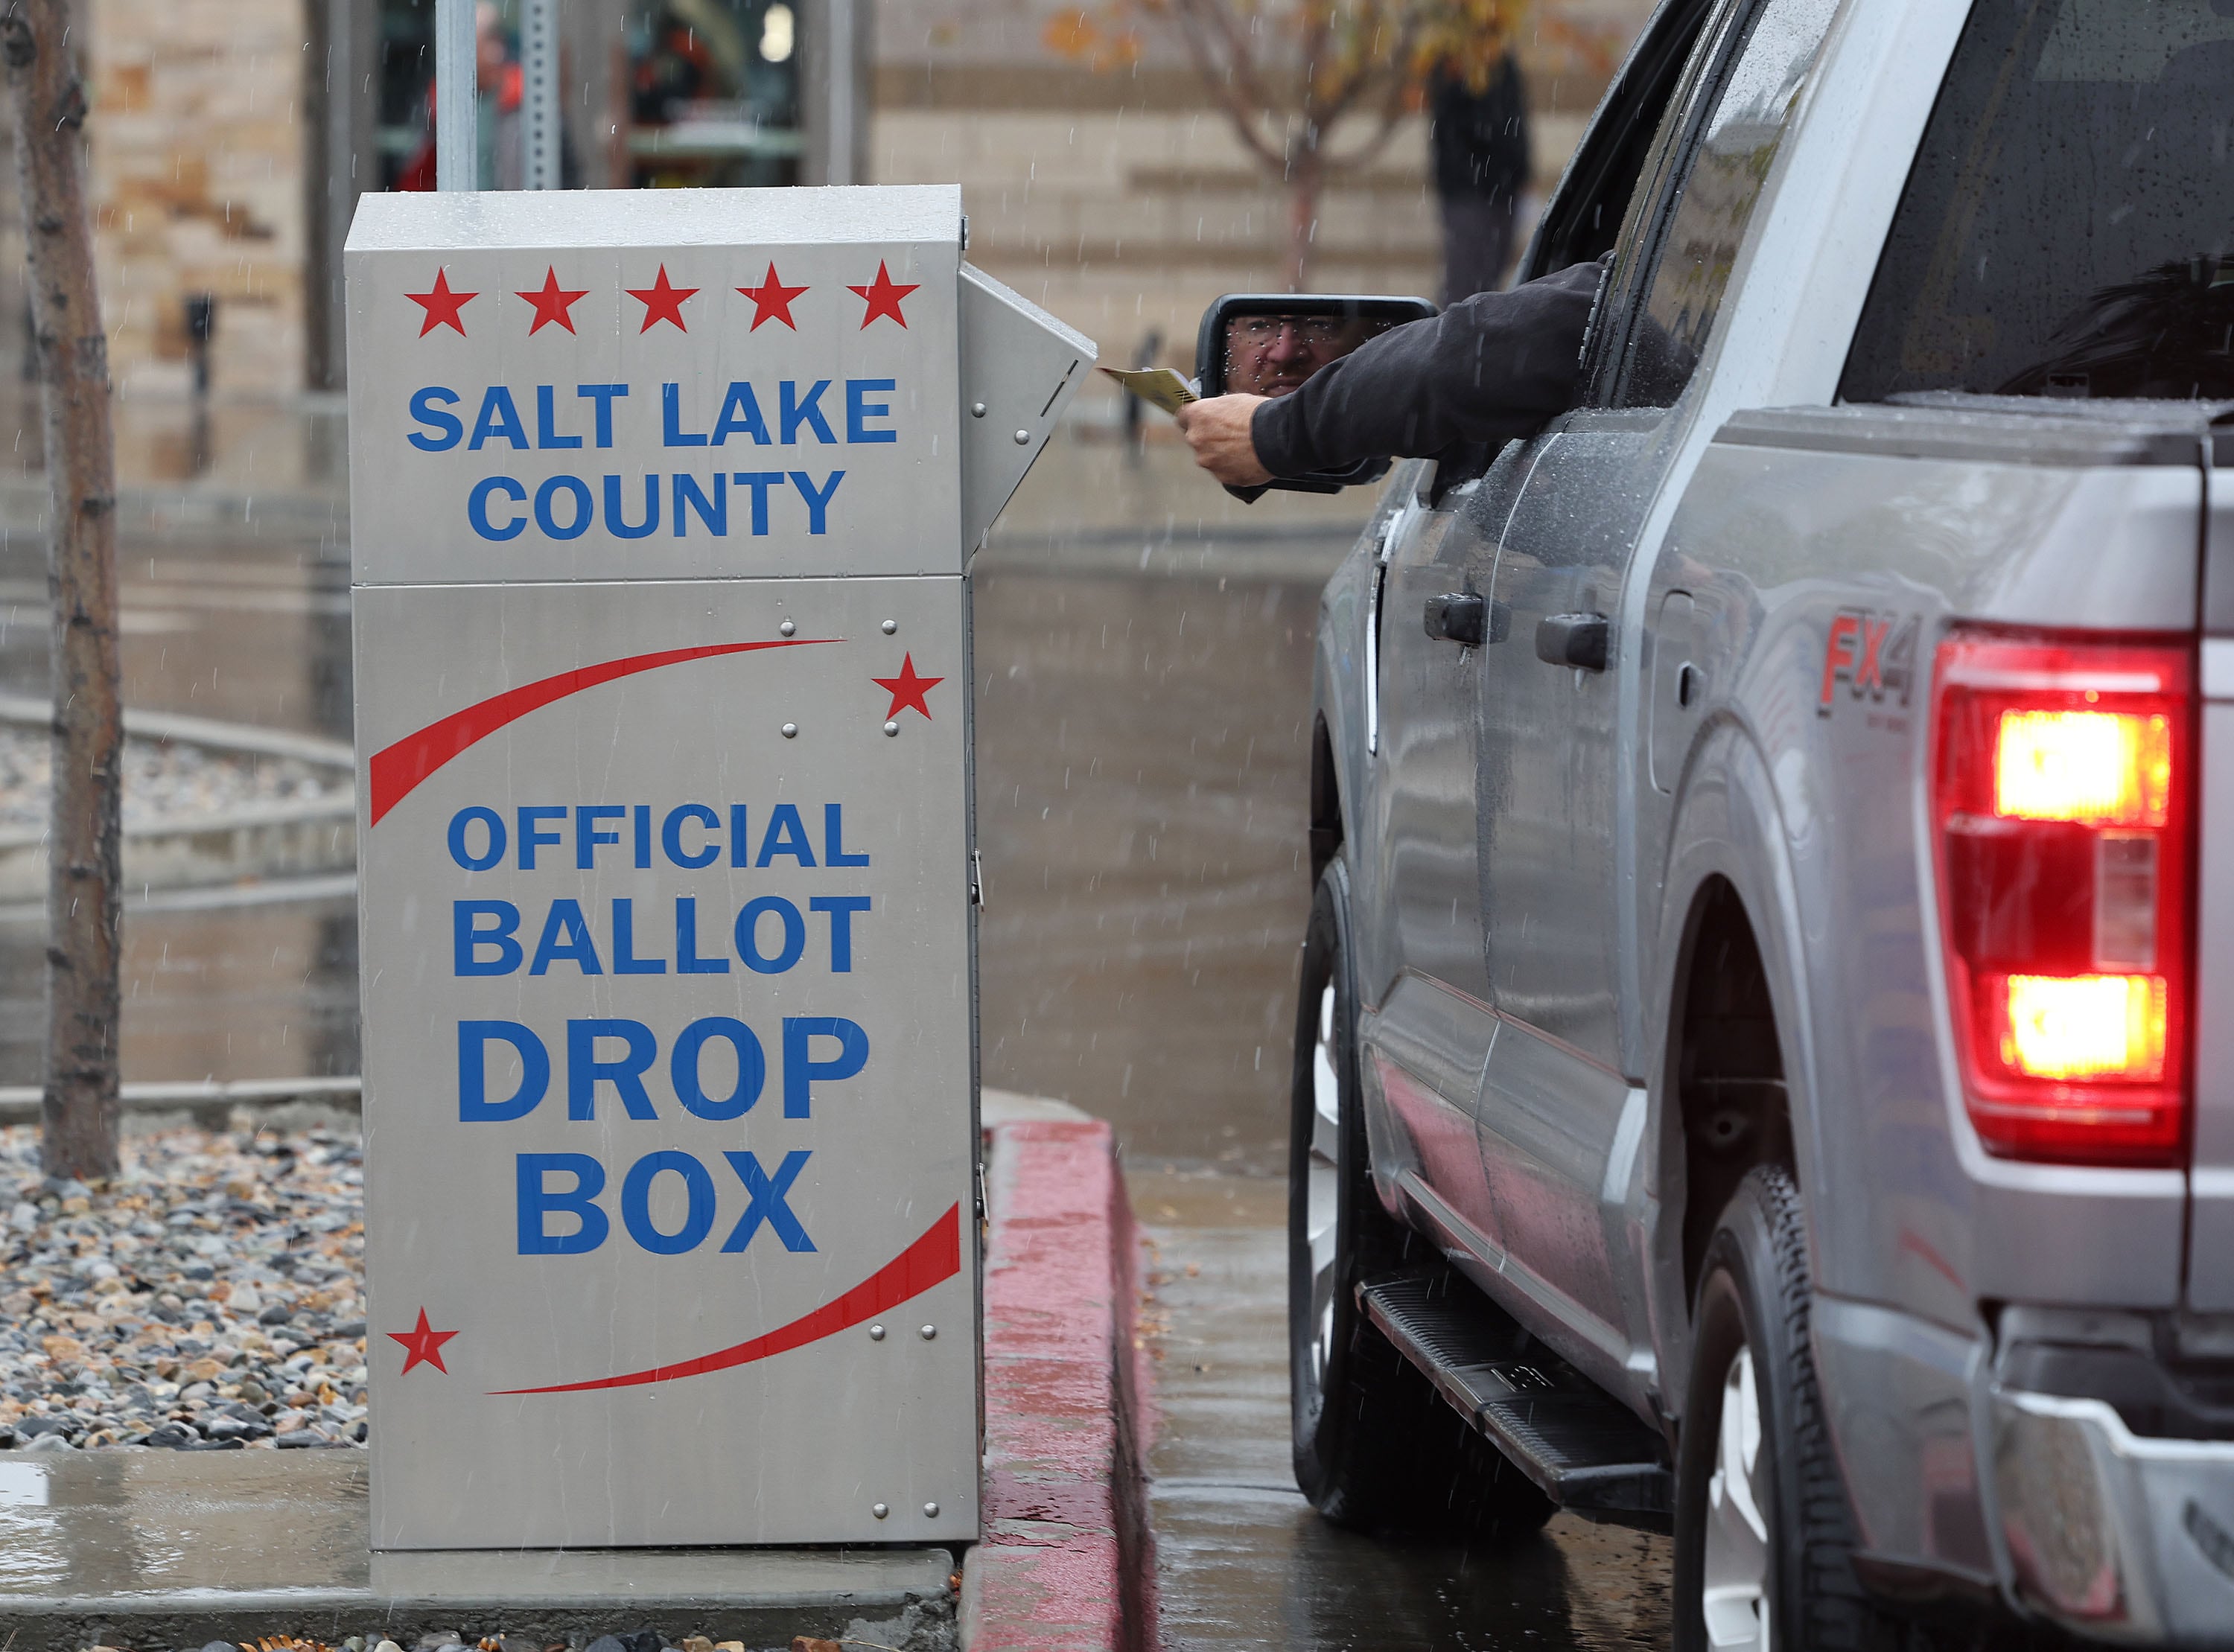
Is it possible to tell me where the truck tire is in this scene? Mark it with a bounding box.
[1675,1165,1894,1651]
[1288,858,1553,1541]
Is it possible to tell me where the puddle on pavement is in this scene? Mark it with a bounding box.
[1136,1171,1675,1651]
[0,1452,369,1595]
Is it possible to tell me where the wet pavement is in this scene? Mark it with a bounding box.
[1136,1173,1673,1650]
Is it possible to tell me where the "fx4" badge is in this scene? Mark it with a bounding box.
[1818,609,1918,717]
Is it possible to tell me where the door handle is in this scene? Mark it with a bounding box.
[1536,612,1608,671]
[1425,592,1509,648]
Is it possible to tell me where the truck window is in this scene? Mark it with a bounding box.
[1842,0,2234,402]
[1619,0,1842,407]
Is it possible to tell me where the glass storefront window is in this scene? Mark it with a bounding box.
[629,1,802,188]
[372,0,801,193]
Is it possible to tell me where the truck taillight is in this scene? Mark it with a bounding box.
[1932,631,2193,1165]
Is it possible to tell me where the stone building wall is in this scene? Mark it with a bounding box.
[88,0,308,398]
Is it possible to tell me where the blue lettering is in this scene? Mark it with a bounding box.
[576,804,626,868]
[721,1149,815,1252]
[824,802,870,867]
[517,1153,608,1254]
[780,379,837,444]
[729,803,750,867]
[671,1017,765,1120]
[782,1017,869,1117]
[674,473,727,537]
[454,900,523,975]
[577,383,627,447]
[518,806,565,870]
[408,386,464,451]
[634,803,653,869]
[662,803,721,869]
[789,469,844,535]
[711,382,771,445]
[605,473,659,538]
[620,1150,717,1255]
[535,474,593,540]
[611,898,665,975]
[662,382,710,447]
[567,1018,660,1120]
[462,1021,549,1121]
[810,895,872,972]
[535,384,582,450]
[529,899,605,975]
[736,896,806,974]
[469,386,529,450]
[847,378,897,444]
[468,476,527,541]
[448,805,506,870]
[757,802,816,867]
[734,471,786,535]
[675,896,730,975]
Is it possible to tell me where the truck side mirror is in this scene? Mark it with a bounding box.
[1195,292,1436,499]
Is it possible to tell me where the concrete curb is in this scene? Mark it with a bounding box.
[967,1117,1154,1652]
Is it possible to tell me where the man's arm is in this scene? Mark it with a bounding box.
[1177,259,1605,485]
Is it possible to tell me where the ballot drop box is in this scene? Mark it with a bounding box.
[345,188,1091,1550]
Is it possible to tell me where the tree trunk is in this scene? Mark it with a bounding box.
[1285,147,1323,292]
[4,0,122,1183]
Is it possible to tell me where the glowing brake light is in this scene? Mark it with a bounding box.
[1997,973,2165,1082]
[1993,709,2171,826]
[1932,631,2192,1165]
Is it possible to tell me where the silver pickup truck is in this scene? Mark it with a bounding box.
[1271,0,2234,1645]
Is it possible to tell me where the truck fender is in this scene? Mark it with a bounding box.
[1643,719,1829,1422]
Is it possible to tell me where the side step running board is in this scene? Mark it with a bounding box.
[1358,1270,1673,1531]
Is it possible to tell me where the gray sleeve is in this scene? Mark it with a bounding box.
[1250,259,1606,479]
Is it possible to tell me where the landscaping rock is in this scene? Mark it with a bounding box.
[0,1121,368,1452]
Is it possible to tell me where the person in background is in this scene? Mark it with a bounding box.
[1430,48,1530,304]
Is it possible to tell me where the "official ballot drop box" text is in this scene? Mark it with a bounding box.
[345,187,1092,1550]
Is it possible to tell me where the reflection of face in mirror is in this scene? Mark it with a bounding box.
[1223,313,1386,397]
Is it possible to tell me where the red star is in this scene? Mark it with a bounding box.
[737,263,809,331]
[627,264,698,333]
[848,261,918,329]
[516,266,591,335]
[406,270,477,337]
[388,1307,459,1376]
[873,654,943,720]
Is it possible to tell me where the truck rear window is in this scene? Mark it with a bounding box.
[1840,0,2234,403]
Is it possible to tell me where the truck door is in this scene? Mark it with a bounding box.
[1473,0,1841,1352]
[1362,450,1530,1258]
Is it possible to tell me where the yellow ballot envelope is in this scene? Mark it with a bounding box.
[1101,365,1197,414]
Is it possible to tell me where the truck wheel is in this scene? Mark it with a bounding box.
[1675,1166,1892,1651]
[1288,858,1553,1541]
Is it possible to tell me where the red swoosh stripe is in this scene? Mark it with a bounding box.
[491,1202,963,1395]
[367,639,832,826]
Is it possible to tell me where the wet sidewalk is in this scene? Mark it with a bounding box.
[1136,1172,1673,1650]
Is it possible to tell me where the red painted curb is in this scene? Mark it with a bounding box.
[968,1119,1154,1652]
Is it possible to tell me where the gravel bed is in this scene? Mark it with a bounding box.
[0,724,343,833]
[0,1121,367,1450]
